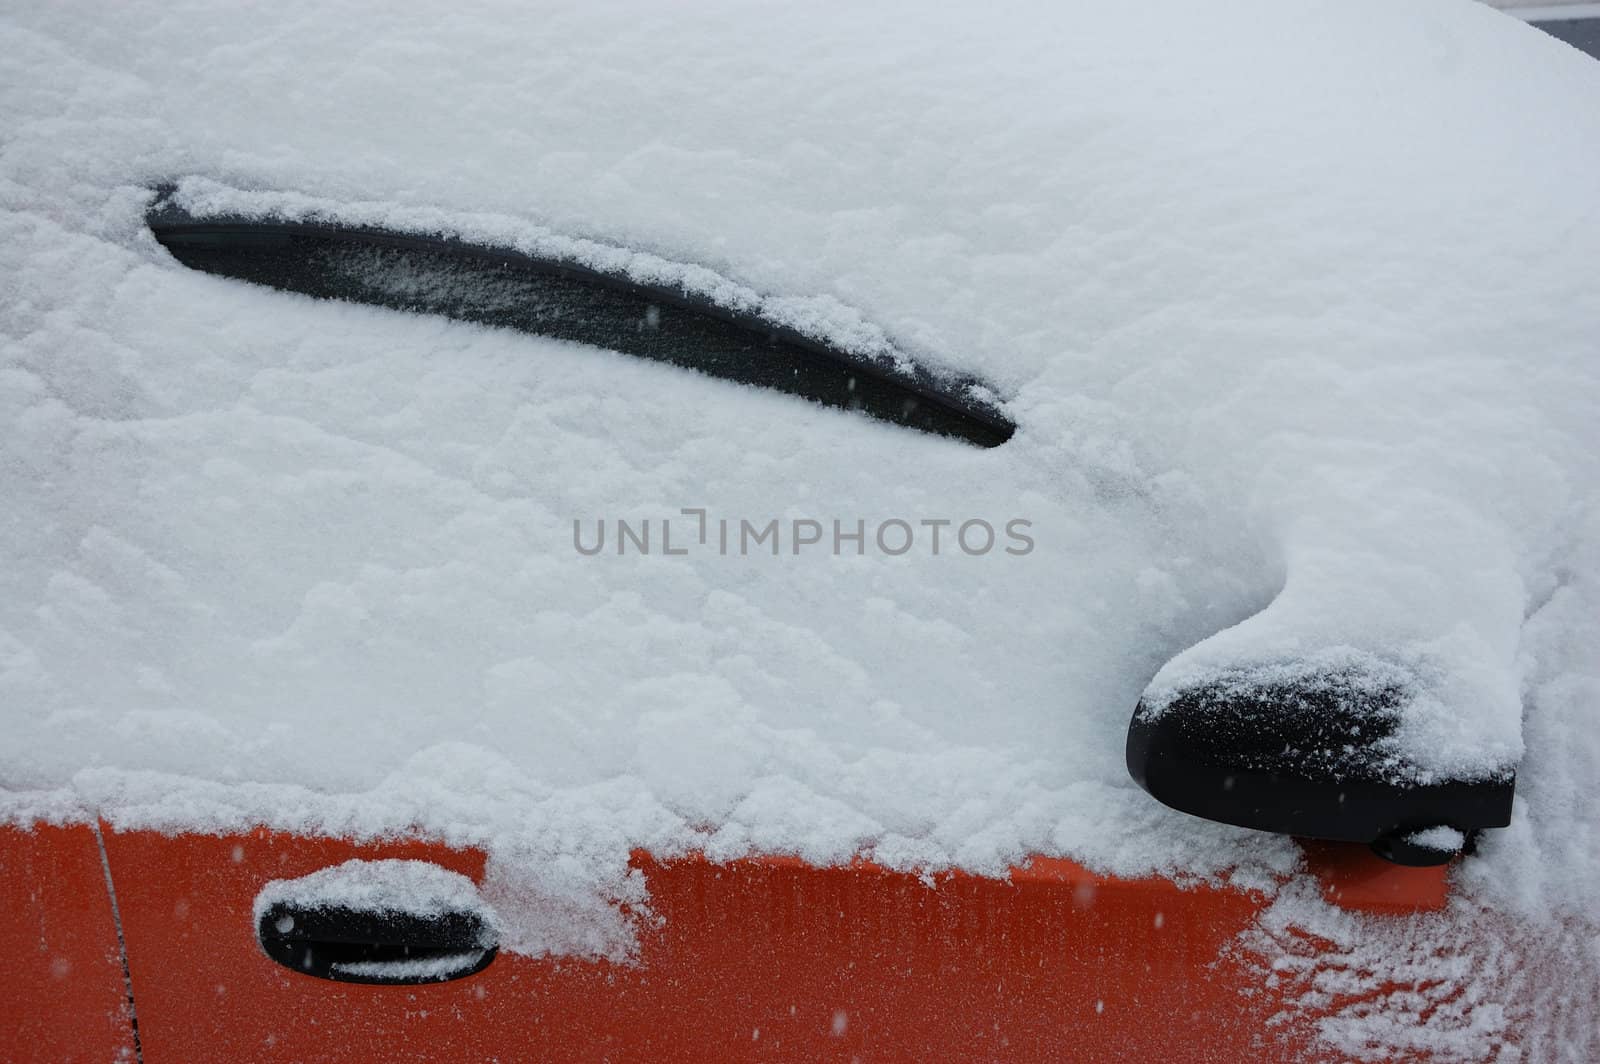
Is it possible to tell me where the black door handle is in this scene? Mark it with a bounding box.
[255,861,498,985]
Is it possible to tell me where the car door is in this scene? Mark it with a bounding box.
[92,820,1457,1063]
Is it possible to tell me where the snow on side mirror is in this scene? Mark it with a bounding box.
[1125,656,1515,867]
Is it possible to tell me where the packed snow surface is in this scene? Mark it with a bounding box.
[1406,825,1469,853]
[329,951,490,982]
[253,858,496,929]
[3,0,1599,1057]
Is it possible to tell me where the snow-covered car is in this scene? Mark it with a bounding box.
[3,1,1598,1060]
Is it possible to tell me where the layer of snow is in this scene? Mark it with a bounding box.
[1407,826,1468,853]
[1241,881,1600,1063]
[3,0,1599,1057]
[330,951,489,982]
[253,858,496,934]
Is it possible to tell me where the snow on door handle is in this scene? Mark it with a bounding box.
[254,858,498,985]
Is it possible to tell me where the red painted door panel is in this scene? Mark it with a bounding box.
[100,826,1346,1063]
[0,823,138,1063]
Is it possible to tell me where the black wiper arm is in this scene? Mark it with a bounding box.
[146,188,1014,448]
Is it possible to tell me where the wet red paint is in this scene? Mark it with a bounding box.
[97,827,1322,1063]
[0,824,138,1063]
[3,822,1455,1062]
[1303,841,1450,913]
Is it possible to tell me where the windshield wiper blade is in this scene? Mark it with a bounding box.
[146,188,1015,448]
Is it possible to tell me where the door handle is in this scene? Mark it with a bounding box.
[255,859,498,985]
